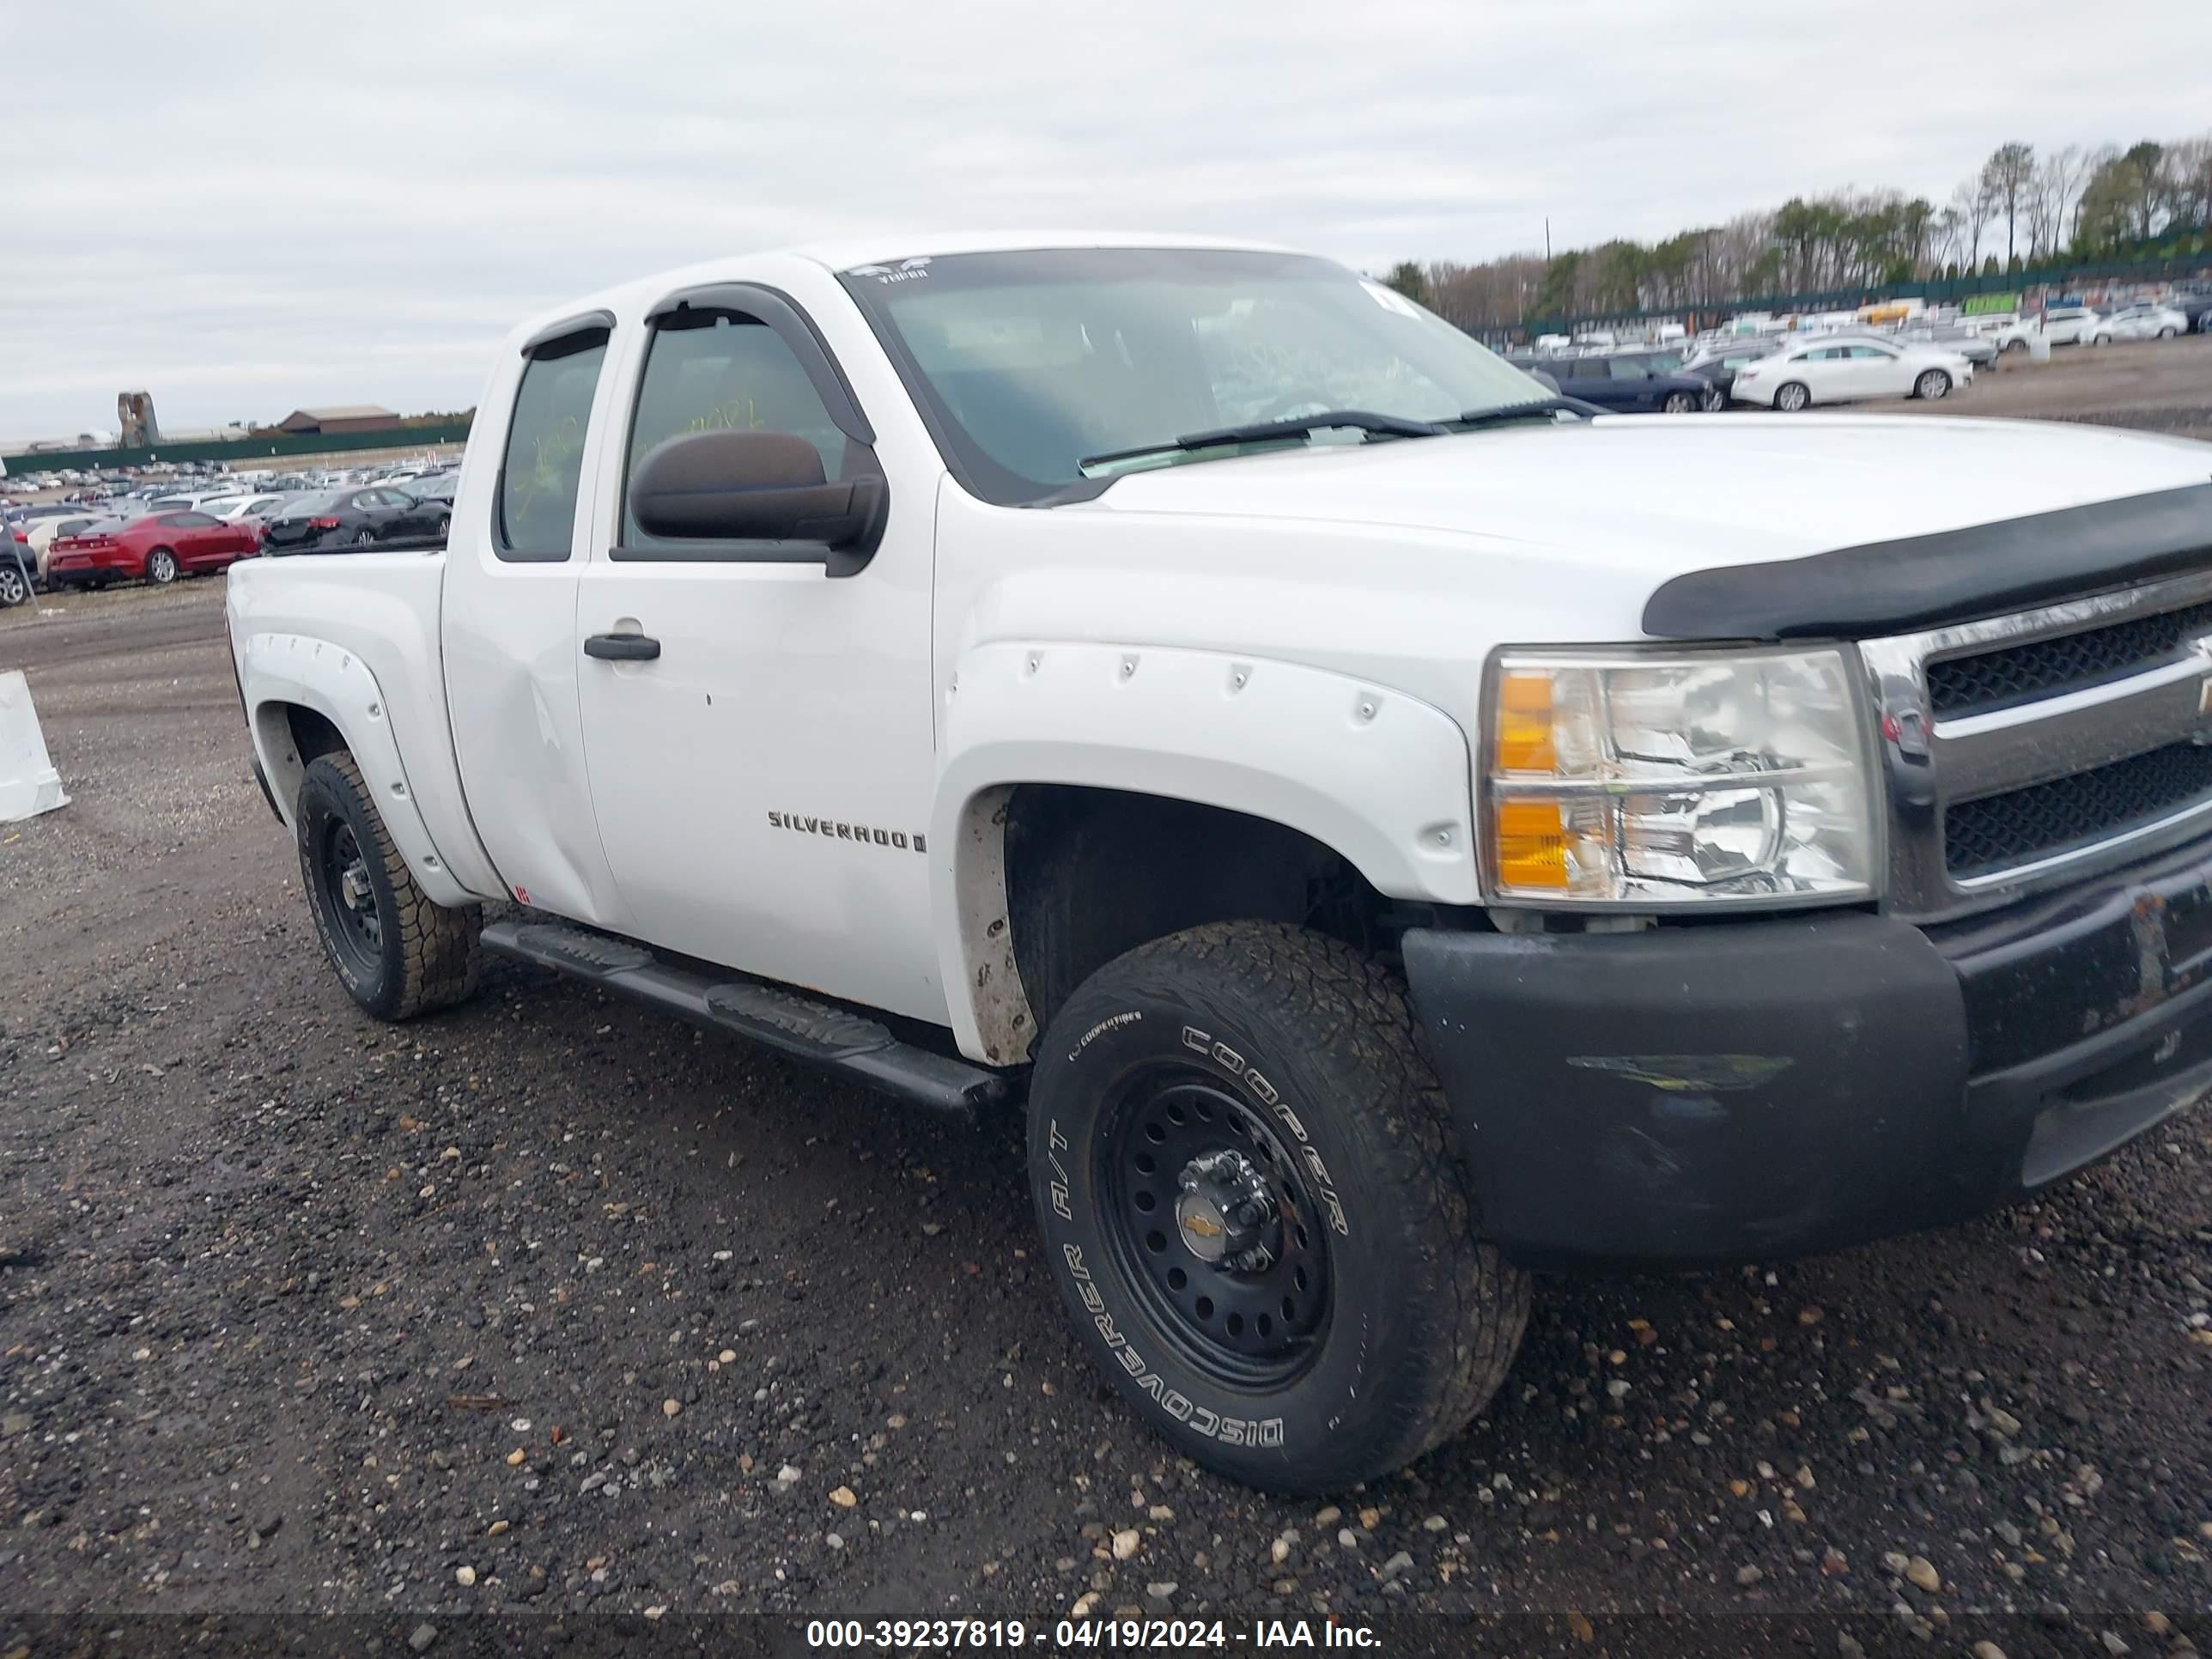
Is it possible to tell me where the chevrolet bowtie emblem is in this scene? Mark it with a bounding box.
[1181,1212,1225,1239]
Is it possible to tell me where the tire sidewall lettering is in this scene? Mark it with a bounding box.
[1035,999,1381,1460]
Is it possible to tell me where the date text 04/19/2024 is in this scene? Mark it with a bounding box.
[804,1619,1383,1649]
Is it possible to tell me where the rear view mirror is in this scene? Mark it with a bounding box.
[629,430,885,564]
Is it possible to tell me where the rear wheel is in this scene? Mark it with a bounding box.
[2158,326,2178,339]
[0,563,27,607]
[295,751,482,1020]
[1661,391,1698,414]
[145,546,178,585]
[1029,921,1529,1493]
[1773,380,1811,412]
[1914,368,1953,400]
[351,529,375,546]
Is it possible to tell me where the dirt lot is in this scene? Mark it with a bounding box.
[1889,332,2212,441]
[4,382,2212,1655]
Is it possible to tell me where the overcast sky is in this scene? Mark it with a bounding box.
[4,0,2208,441]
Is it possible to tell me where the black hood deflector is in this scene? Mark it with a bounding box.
[1642,481,2212,641]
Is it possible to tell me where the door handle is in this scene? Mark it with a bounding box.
[584,633,661,661]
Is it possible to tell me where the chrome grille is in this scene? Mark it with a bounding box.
[1860,568,2212,921]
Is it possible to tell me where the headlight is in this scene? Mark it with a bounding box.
[1481,646,1877,907]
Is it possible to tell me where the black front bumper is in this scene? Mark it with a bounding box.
[1404,834,2212,1268]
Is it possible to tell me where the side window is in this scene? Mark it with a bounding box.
[496,327,608,563]
[619,311,848,549]
[1607,358,1650,380]
[167,512,213,528]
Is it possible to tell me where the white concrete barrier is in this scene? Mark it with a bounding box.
[0,670,68,822]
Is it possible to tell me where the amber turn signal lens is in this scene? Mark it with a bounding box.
[1492,798,1568,889]
[1495,670,1556,772]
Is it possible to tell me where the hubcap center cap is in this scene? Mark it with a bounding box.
[1175,1149,1280,1273]
[340,862,372,913]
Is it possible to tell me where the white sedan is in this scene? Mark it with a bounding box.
[2087,305,2189,344]
[1729,337,1973,411]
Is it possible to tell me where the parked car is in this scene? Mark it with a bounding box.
[224,231,2212,1495]
[1522,351,1713,413]
[1894,324,1997,368]
[46,508,260,589]
[1993,307,2100,352]
[258,487,451,554]
[2087,305,2189,344]
[1680,340,1780,409]
[0,525,32,606]
[401,471,460,506]
[23,510,122,582]
[1730,337,1972,410]
[204,493,294,524]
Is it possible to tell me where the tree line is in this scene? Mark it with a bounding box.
[1384,132,2212,328]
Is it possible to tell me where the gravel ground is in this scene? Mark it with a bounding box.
[1886,332,2212,441]
[4,477,2211,1656]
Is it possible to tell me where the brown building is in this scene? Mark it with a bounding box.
[276,404,402,436]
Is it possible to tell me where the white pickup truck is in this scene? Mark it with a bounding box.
[228,232,2212,1493]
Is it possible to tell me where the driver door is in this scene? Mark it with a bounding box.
[1850,343,1911,398]
[572,283,941,1023]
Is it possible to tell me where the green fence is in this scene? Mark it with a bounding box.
[2,419,473,476]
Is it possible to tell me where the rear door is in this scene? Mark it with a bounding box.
[441,319,625,923]
[1605,356,1656,410]
[1554,361,1617,408]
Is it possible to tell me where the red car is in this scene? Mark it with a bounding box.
[46,508,260,590]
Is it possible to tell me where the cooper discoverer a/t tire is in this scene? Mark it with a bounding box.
[295,751,482,1020]
[1028,921,1528,1492]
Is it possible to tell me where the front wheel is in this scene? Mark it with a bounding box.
[1029,921,1529,1493]
[145,546,178,585]
[1773,380,1811,412]
[296,751,482,1019]
[0,562,27,607]
[2159,326,2178,339]
[1914,368,1953,400]
[1700,386,1727,412]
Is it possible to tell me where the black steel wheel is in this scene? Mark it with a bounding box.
[1098,1072,1331,1386]
[1030,921,1529,1493]
[295,750,482,1019]
[312,815,384,980]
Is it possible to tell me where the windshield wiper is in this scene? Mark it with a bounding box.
[1079,410,1448,471]
[1452,397,1599,428]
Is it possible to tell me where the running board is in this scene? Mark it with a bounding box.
[480,920,1007,1120]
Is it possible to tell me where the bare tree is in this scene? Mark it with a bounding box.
[2026,144,2086,257]
[1948,180,1992,270]
[1979,142,2036,264]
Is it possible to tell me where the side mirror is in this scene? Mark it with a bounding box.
[629,430,884,562]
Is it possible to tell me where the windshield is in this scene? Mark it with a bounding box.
[839,247,1547,505]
